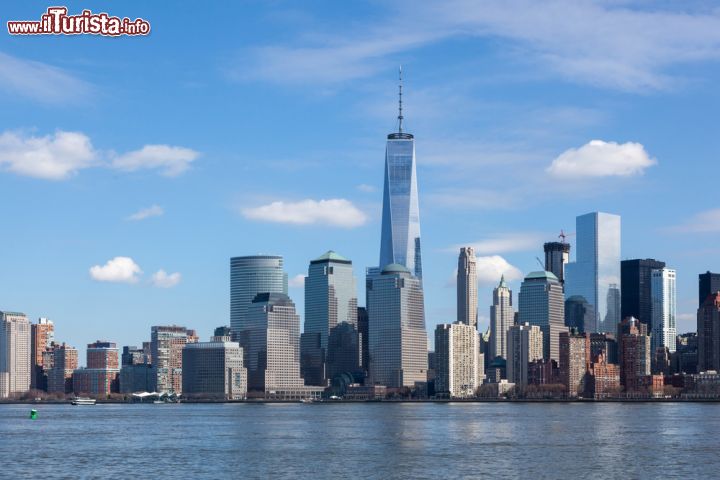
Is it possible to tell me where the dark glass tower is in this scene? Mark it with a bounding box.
[699,271,720,307]
[620,258,665,326]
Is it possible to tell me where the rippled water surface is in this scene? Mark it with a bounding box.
[1,402,718,478]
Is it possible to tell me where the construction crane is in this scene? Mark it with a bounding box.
[559,229,575,244]
[535,257,545,270]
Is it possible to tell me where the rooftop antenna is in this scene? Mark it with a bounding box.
[398,65,403,134]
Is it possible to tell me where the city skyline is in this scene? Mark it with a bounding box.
[2,2,720,358]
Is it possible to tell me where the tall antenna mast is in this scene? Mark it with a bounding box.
[398,65,403,134]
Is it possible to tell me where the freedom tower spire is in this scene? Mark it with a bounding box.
[378,67,422,280]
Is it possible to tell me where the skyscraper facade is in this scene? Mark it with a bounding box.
[151,326,194,394]
[518,271,566,362]
[564,295,595,333]
[457,247,477,327]
[621,259,666,327]
[48,343,78,394]
[182,335,247,400]
[559,331,590,398]
[697,292,720,372]
[617,317,650,391]
[73,341,120,396]
[699,271,720,307]
[301,251,358,386]
[434,322,479,398]
[506,323,543,387]
[0,311,31,398]
[489,276,514,361]
[326,322,363,381]
[30,317,54,390]
[651,268,677,354]
[544,241,570,284]
[368,264,428,388]
[565,212,621,333]
[378,73,422,280]
[230,255,288,340]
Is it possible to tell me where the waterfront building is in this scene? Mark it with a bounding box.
[621,259,666,327]
[673,333,698,374]
[457,247,478,328]
[559,331,589,397]
[564,212,621,333]
[378,70,423,280]
[119,364,152,394]
[434,322,480,398]
[651,268,677,354]
[697,293,720,372]
[699,271,720,307]
[48,343,78,394]
[326,322,363,382]
[587,351,620,398]
[73,341,120,396]
[528,359,560,386]
[368,263,428,388]
[489,275,514,361]
[564,295,595,334]
[230,255,288,341]
[518,271,566,362]
[617,317,651,392]
[301,251,358,386]
[357,307,369,376]
[30,317,54,390]
[121,346,146,366]
[544,241,570,284]
[506,323,543,387]
[151,326,195,394]
[485,357,506,383]
[182,335,247,400]
[0,311,31,398]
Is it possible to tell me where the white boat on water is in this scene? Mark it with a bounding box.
[71,397,96,406]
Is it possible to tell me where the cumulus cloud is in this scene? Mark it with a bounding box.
[241,198,368,228]
[89,257,142,284]
[476,255,524,285]
[288,274,306,288]
[667,208,720,233]
[151,270,182,288]
[547,140,656,178]
[112,145,200,177]
[447,233,544,255]
[0,130,97,180]
[126,205,164,221]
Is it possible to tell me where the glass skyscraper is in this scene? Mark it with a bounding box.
[651,268,677,354]
[565,212,621,334]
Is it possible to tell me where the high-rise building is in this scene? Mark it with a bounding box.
[121,346,146,366]
[214,326,231,338]
[48,343,78,394]
[368,263,427,388]
[30,317,54,390]
[699,271,720,307]
[357,307,369,377]
[518,271,566,362]
[0,311,31,398]
[651,268,677,354]
[151,326,194,394]
[182,335,247,400]
[586,351,620,398]
[564,295,595,333]
[621,259,666,327]
[617,317,650,392]
[698,292,720,372]
[489,276,514,361]
[589,333,618,365]
[506,323,543,387]
[559,331,589,397]
[73,341,120,396]
[326,322,363,382]
[544,241,570,284]
[119,345,151,394]
[434,322,480,398]
[565,212,621,333]
[230,255,288,341]
[378,70,423,280]
[301,251,358,386]
[457,247,477,328]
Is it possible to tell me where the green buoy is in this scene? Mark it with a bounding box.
[30,409,38,420]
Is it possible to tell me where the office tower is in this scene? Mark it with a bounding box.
[617,317,650,391]
[698,292,720,372]
[544,241,570,284]
[518,271,566,362]
[589,333,618,365]
[559,331,589,397]
[0,311,31,398]
[119,345,151,394]
[673,333,698,375]
[230,255,288,340]
[621,259,666,327]
[651,268,677,354]
[30,317,54,390]
[73,341,120,396]
[182,335,247,400]
[357,307,369,376]
[564,295,595,333]
[506,323,543,387]
[489,275,514,361]
[378,70,423,280]
[368,264,428,388]
[214,326,231,338]
[586,351,620,398]
[565,212,621,333]
[47,343,78,394]
[326,322,363,382]
[151,326,193,394]
[457,247,478,327]
[301,251,358,386]
[241,293,318,398]
[699,271,720,307]
[434,323,480,398]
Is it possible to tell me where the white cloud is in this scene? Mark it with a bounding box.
[0,130,97,180]
[668,208,720,233]
[356,184,376,193]
[112,145,200,177]
[89,257,142,284]
[126,205,164,221]
[0,51,91,104]
[288,274,306,288]
[241,198,367,228]
[447,233,544,255]
[547,140,656,178]
[475,255,524,285]
[151,270,182,288]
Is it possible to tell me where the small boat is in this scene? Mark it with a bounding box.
[71,397,96,406]
[299,398,314,404]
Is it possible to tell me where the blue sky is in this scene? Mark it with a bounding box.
[1,1,719,362]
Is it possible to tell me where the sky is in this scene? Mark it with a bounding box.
[1,1,719,363]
